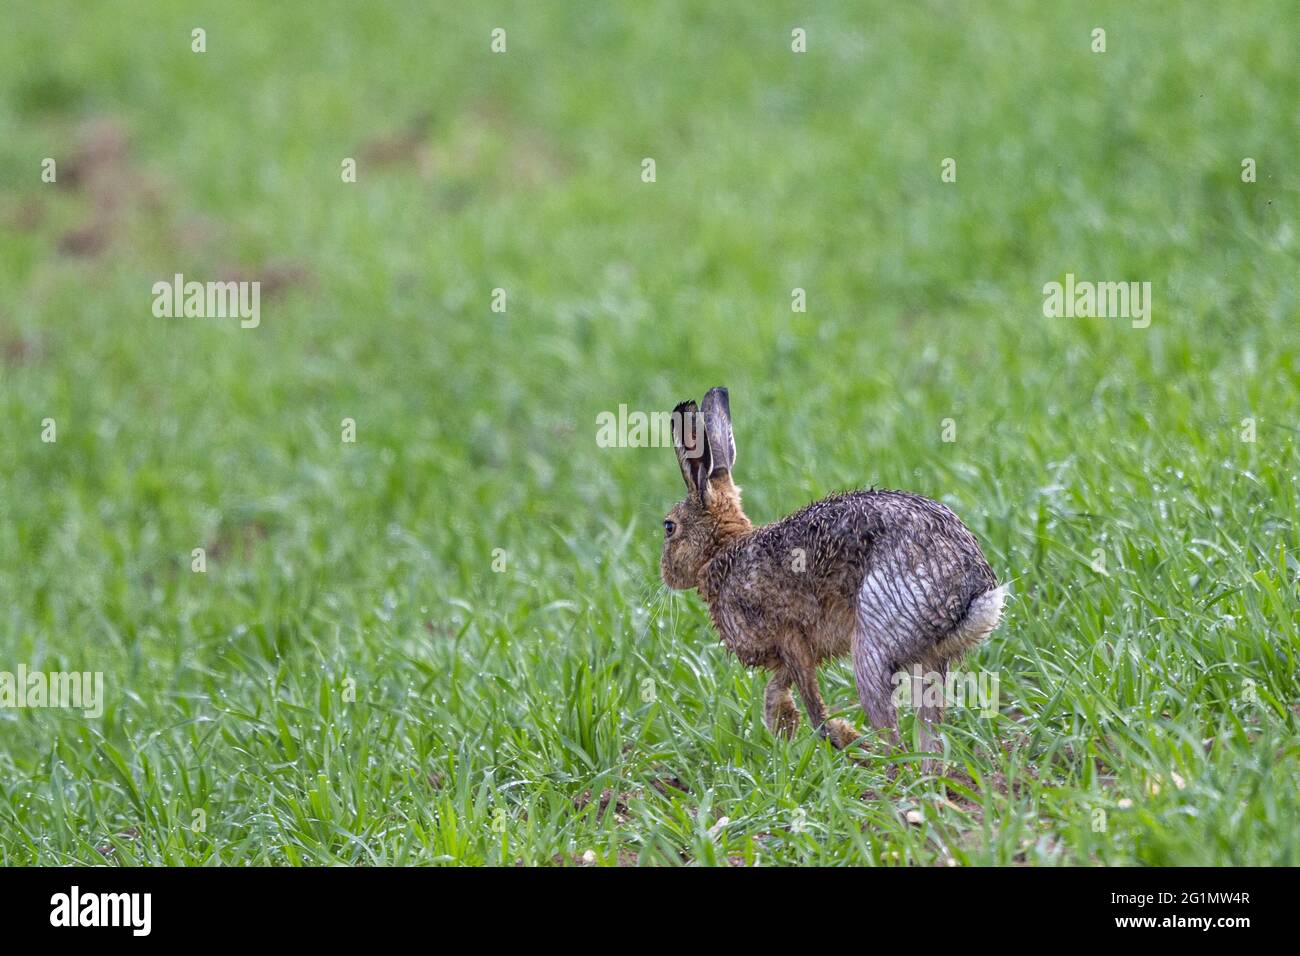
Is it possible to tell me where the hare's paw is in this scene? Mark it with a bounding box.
[766,696,801,739]
[824,718,863,750]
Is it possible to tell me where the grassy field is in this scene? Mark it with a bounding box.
[1,1,1297,865]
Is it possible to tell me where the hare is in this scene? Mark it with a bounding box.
[660,387,1006,769]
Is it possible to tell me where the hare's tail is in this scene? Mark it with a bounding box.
[964,584,1007,637]
[945,584,1007,654]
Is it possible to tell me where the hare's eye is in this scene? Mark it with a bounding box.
[663,519,676,536]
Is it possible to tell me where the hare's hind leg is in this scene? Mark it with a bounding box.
[855,620,947,770]
[850,628,900,746]
[763,667,800,739]
[911,661,948,773]
[908,585,1007,770]
[853,571,911,749]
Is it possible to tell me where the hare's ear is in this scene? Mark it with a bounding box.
[700,386,735,477]
[672,400,712,496]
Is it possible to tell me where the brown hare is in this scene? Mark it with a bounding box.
[660,387,1006,770]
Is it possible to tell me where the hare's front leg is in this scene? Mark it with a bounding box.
[763,667,800,739]
[788,659,861,750]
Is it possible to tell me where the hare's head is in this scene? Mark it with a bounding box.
[661,387,752,590]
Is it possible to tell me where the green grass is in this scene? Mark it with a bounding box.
[0,0,1297,865]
